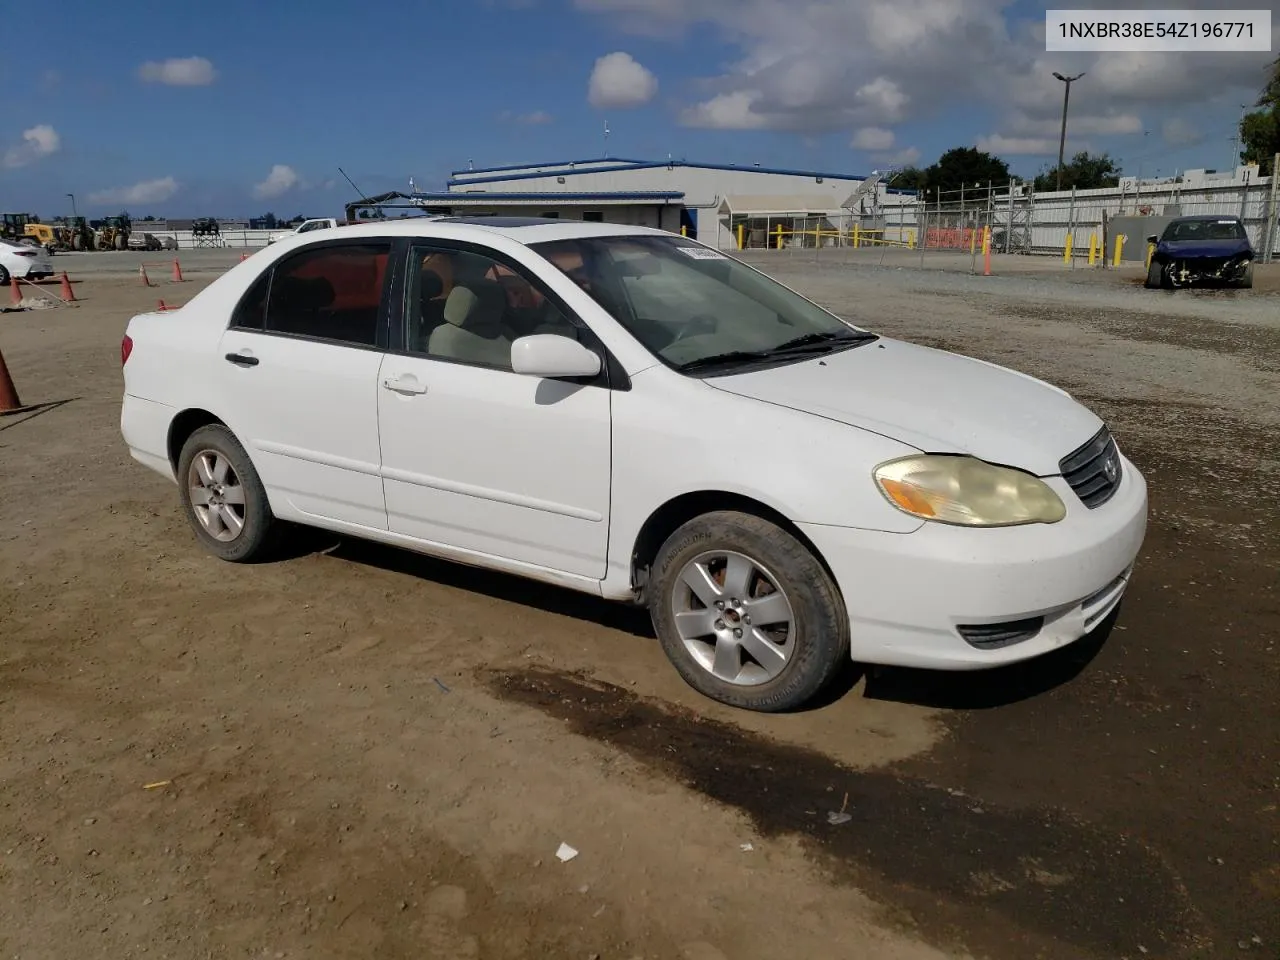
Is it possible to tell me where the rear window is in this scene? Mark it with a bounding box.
[254,242,391,347]
[1161,219,1246,242]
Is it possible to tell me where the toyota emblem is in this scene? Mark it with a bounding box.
[1103,456,1118,483]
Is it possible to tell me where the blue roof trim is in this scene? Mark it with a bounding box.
[409,190,685,201]
[450,157,648,177]
[446,158,884,188]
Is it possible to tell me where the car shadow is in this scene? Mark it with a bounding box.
[860,605,1119,710]
[311,534,656,640]
[280,528,1116,711]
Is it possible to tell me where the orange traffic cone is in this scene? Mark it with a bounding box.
[59,272,76,302]
[239,252,248,262]
[0,344,33,415]
[157,299,168,311]
[9,278,22,306]
[172,259,183,282]
[139,264,151,286]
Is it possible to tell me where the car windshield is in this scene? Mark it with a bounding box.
[1161,219,1246,242]
[529,234,875,373]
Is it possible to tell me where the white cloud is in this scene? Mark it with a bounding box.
[855,77,908,122]
[575,0,1273,148]
[88,177,178,206]
[499,109,554,125]
[976,135,1064,156]
[3,124,60,169]
[679,90,769,129]
[253,164,300,200]
[851,126,895,151]
[1162,117,1202,146]
[878,146,921,167]
[137,56,216,86]
[588,51,658,109]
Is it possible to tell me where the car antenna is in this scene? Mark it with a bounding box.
[337,167,367,199]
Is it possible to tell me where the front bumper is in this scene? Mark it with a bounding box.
[798,454,1148,670]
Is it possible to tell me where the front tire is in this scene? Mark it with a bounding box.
[1236,262,1254,289]
[648,511,849,712]
[177,424,278,562]
[1144,259,1163,289]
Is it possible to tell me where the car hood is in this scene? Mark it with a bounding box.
[705,337,1103,476]
[1157,238,1251,258]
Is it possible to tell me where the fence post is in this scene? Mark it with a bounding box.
[1264,153,1280,262]
[1005,179,1015,253]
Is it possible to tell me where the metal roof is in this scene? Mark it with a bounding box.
[446,158,884,188]
[415,190,684,203]
[451,157,649,176]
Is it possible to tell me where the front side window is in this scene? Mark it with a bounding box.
[529,235,875,373]
[264,242,390,347]
[405,245,579,370]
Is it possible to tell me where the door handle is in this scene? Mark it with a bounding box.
[382,375,427,395]
[224,352,259,367]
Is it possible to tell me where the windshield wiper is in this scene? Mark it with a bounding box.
[770,330,877,353]
[676,350,776,372]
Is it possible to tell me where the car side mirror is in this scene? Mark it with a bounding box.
[1146,235,1158,245]
[511,334,602,379]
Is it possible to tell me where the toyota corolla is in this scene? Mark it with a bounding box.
[119,218,1147,712]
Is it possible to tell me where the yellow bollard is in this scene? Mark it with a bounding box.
[680,225,687,237]
[737,223,744,250]
[853,224,860,249]
[775,224,783,249]
[1063,234,1073,264]
[907,229,916,249]
[970,229,977,255]
[1145,242,1155,270]
[1112,234,1125,267]
[1088,232,1098,266]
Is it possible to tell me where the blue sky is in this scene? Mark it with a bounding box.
[2,0,1274,217]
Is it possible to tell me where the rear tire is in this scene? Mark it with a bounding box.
[177,424,278,562]
[647,510,849,712]
[0,265,9,286]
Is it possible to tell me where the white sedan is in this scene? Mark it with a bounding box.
[0,238,54,286]
[119,218,1147,712]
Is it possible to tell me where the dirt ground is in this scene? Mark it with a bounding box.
[1,260,1277,960]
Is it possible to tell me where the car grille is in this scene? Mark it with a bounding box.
[1059,426,1122,509]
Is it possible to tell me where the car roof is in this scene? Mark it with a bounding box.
[311,217,674,246]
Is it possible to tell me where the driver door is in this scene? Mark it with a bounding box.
[376,242,613,579]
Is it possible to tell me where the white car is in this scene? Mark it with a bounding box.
[265,218,340,244]
[119,218,1148,712]
[0,238,54,286]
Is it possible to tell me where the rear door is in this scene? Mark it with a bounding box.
[216,238,396,530]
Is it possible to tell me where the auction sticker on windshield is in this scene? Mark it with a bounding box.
[1046,9,1270,51]
[676,247,729,260]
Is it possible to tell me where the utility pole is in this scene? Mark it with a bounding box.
[1053,71,1086,191]
[66,193,77,219]
[1228,103,1249,170]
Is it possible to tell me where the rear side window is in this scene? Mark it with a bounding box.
[230,272,270,330]
[264,242,391,347]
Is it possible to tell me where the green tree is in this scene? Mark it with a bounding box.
[888,166,929,191]
[922,147,1011,194]
[1241,55,1280,174]
[1033,151,1122,191]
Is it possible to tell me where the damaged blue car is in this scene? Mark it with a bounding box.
[1145,214,1254,289]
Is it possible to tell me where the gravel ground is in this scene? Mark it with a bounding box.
[1,256,1277,960]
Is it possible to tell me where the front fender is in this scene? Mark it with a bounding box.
[602,367,925,595]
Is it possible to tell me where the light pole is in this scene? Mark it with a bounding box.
[66,193,77,219]
[1053,71,1086,191]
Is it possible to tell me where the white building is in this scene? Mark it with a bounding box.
[446,157,909,250]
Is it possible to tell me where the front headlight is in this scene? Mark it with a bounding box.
[873,455,1066,527]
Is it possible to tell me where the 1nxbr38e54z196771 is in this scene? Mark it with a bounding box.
[119,217,1147,713]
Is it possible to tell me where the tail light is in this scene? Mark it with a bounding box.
[13,249,35,257]
[121,334,133,366]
